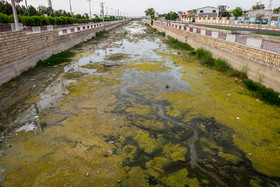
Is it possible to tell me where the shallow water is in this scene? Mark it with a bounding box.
[0,21,279,186]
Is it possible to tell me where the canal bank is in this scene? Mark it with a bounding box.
[142,19,280,93]
[0,21,279,186]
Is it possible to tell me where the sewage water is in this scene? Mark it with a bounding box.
[0,21,279,187]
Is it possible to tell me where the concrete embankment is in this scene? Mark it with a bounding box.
[142,19,280,92]
[0,20,129,86]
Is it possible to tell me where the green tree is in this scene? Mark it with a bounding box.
[144,8,155,19]
[274,7,280,13]
[232,7,243,18]
[0,0,12,15]
[38,5,48,15]
[164,11,178,20]
[28,5,38,16]
[219,11,231,17]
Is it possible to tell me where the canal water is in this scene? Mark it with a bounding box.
[0,21,279,186]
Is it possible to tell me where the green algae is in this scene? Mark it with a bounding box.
[134,131,163,154]
[163,143,188,162]
[128,60,170,72]
[165,169,200,187]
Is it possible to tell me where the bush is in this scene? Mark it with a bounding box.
[8,15,14,23]
[0,13,9,23]
[32,16,42,26]
[60,16,66,25]
[214,58,231,72]
[47,16,55,25]
[36,51,75,67]
[195,48,214,66]
[22,16,34,26]
[56,17,62,25]
[243,79,280,105]
[66,17,73,24]
[40,16,49,25]
[166,37,193,50]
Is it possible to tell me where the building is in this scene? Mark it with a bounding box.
[188,6,219,18]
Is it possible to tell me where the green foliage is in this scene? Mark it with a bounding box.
[214,58,231,72]
[56,17,62,25]
[40,16,49,26]
[157,31,165,37]
[32,16,42,26]
[195,48,214,66]
[166,37,194,51]
[219,11,231,18]
[66,17,73,24]
[274,7,280,14]
[243,79,280,105]
[232,7,243,17]
[145,8,155,19]
[0,12,9,23]
[164,11,179,20]
[36,51,75,67]
[22,16,34,26]
[47,16,55,25]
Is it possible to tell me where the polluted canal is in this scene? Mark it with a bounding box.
[0,21,279,186]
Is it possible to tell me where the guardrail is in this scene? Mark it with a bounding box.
[156,21,280,54]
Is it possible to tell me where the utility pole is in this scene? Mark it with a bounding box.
[88,0,92,19]
[24,0,29,16]
[100,2,105,23]
[106,6,108,17]
[69,0,73,19]
[11,0,20,31]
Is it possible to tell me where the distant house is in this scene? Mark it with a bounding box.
[188,6,219,18]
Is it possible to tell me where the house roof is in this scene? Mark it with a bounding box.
[189,6,218,11]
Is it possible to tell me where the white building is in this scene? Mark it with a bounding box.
[196,6,219,17]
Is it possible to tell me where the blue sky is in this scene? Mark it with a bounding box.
[19,0,280,17]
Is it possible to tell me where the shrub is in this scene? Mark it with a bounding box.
[56,17,62,25]
[66,17,73,24]
[40,16,49,26]
[214,58,231,72]
[36,51,75,67]
[32,16,42,26]
[8,15,14,23]
[60,16,66,25]
[0,13,9,23]
[47,16,55,25]
[166,37,193,51]
[22,16,33,26]
[243,79,280,105]
[195,48,214,66]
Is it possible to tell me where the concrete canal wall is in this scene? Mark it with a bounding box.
[143,19,280,92]
[0,20,129,86]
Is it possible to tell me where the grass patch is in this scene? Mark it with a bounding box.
[157,31,166,37]
[252,32,280,37]
[243,79,280,105]
[195,48,214,66]
[214,58,231,72]
[36,51,75,67]
[166,37,194,51]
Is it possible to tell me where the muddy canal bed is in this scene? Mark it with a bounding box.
[0,22,279,186]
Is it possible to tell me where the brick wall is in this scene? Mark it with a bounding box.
[0,24,12,32]
[143,19,280,92]
[0,20,128,86]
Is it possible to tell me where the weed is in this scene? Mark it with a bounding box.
[157,32,166,37]
[214,58,231,72]
[36,51,75,67]
[243,79,280,105]
[166,37,193,51]
[195,48,214,66]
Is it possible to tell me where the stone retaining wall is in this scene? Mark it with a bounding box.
[143,19,280,92]
[0,20,128,86]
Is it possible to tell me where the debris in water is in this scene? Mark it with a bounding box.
[165,85,169,89]
[108,141,114,144]
[256,99,260,102]
[104,154,108,158]
[248,153,253,156]
[5,144,13,147]
[87,172,90,177]
[117,180,121,183]
[112,118,117,121]
[236,117,241,120]
[227,94,232,96]
[108,150,113,154]
[35,116,40,119]
[226,98,229,101]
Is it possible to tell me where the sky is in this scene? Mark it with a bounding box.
[19,0,280,17]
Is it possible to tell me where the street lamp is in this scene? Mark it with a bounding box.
[88,0,92,19]
[69,0,73,19]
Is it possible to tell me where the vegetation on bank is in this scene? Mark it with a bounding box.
[150,24,280,106]
[38,30,108,67]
